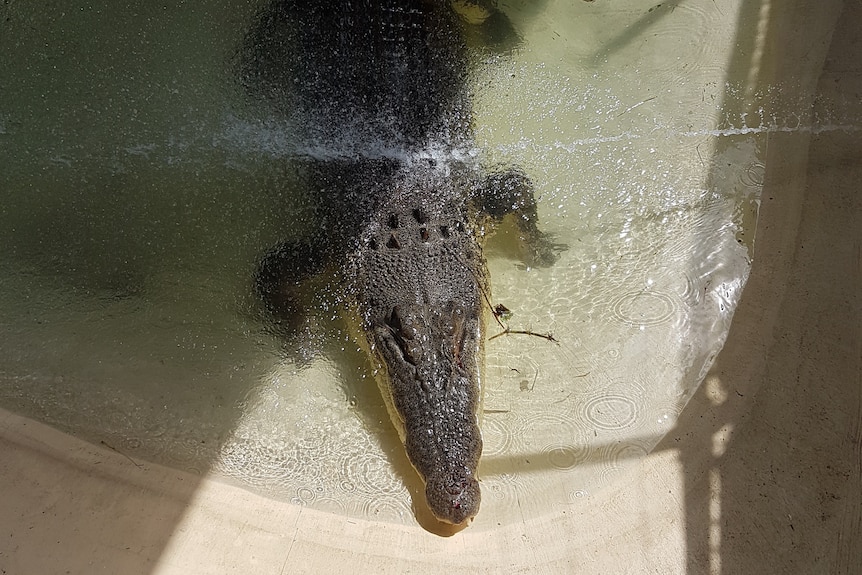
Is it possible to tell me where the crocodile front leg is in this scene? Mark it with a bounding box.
[475,168,567,267]
[257,239,330,315]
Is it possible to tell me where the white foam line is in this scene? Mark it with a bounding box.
[218,114,861,164]
[550,132,637,152]
[537,122,861,151]
[680,123,861,137]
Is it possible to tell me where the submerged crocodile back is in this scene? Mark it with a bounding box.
[239,0,472,151]
[244,0,496,525]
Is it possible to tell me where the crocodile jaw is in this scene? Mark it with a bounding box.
[368,300,485,525]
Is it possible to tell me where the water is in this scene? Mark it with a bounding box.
[2,0,847,526]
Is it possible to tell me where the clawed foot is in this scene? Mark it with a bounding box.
[523,230,568,268]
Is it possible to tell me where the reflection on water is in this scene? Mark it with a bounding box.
[3,0,847,526]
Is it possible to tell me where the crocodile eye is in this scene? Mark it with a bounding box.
[447,302,468,369]
[388,213,399,228]
[387,306,404,331]
[386,233,400,249]
[386,307,421,364]
[388,306,416,339]
[439,225,450,238]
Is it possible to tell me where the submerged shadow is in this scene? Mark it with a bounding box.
[587,0,686,67]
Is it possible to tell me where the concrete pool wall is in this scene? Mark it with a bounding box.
[2,0,860,573]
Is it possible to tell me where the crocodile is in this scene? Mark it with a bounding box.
[241,0,562,525]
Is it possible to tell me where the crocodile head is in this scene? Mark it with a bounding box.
[353,188,487,525]
[372,301,484,524]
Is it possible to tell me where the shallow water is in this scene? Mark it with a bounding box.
[0,0,842,526]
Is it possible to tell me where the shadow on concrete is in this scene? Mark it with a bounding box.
[655,0,862,572]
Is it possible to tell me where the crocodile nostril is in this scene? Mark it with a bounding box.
[412,208,428,224]
[388,213,399,228]
[439,225,450,238]
[368,238,378,250]
[386,233,400,249]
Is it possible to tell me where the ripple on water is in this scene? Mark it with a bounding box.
[479,472,532,523]
[160,436,215,474]
[513,412,585,453]
[609,289,680,327]
[579,394,642,432]
[651,264,704,306]
[567,488,591,503]
[481,462,523,496]
[636,2,730,87]
[742,160,766,189]
[291,486,318,506]
[222,446,285,486]
[480,414,515,457]
[120,435,143,451]
[572,375,649,434]
[340,450,407,497]
[542,443,592,471]
[578,339,623,374]
[217,437,327,490]
[311,496,347,515]
[598,441,651,483]
[357,495,412,524]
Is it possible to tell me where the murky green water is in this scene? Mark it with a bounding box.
[2,0,835,526]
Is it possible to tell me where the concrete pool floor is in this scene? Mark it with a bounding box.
[2,1,860,573]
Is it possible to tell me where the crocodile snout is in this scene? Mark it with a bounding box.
[425,468,481,525]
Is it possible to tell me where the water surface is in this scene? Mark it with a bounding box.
[0,0,821,525]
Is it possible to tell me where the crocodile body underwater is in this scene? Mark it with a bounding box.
[241,0,561,525]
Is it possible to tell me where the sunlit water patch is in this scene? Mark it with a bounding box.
[3,0,857,528]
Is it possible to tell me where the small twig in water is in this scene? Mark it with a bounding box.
[616,96,657,118]
[454,252,557,344]
[100,440,143,468]
[488,327,558,342]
